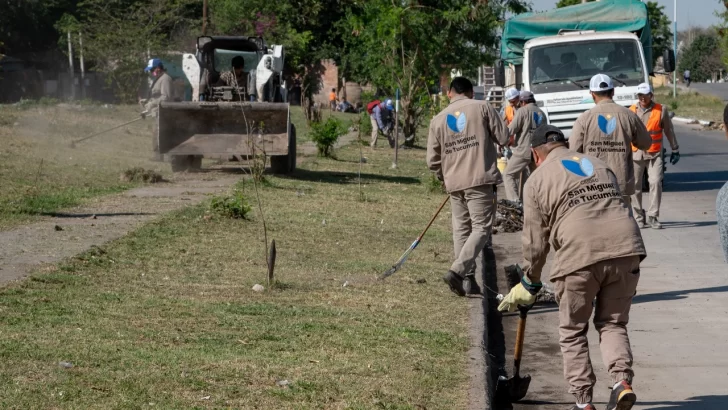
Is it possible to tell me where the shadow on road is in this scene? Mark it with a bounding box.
[285,168,421,185]
[642,395,728,410]
[660,220,717,229]
[633,285,728,304]
[664,171,728,192]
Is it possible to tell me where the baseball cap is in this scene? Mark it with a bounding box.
[384,99,394,110]
[636,83,652,95]
[505,88,520,101]
[144,58,163,72]
[589,74,614,92]
[519,90,534,101]
[531,124,566,148]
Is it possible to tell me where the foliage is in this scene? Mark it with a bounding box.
[209,190,252,219]
[555,0,592,8]
[715,0,728,68]
[425,174,446,194]
[341,0,527,146]
[359,111,372,137]
[309,117,346,157]
[677,33,724,82]
[646,1,673,68]
[0,0,79,54]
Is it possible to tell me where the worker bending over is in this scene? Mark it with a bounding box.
[427,77,508,296]
[630,83,680,229]
[503,90,545,203]
[498,124,646,410]
[570,74,651,207]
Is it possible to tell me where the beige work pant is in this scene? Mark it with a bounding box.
[503,155,533,202]
[553,255,641,404]
[632,155,664,222]
[450,185,495,277]
[370,115,379,147]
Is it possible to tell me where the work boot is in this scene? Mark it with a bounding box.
[634,211,646,229]
[648,216,662,229]
[443,271,466,297]
[570,405,596,410]
[606,380,636,410]
[463,274,482,296]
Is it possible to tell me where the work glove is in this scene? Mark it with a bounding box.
[670,150,680,165]
[497,276,542,312]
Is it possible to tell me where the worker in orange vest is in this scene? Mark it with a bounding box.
[629,83,680,229]
[501,88,520,125]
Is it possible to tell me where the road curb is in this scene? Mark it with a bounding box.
[672,116,714,126]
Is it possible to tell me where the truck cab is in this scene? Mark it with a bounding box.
[521,31,649,138]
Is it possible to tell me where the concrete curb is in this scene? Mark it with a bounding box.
[672,116,714,126]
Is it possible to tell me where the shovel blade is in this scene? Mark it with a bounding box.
[495,374,531,403]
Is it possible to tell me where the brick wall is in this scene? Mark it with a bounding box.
[314,59,339,106]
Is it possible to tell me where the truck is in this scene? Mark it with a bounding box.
[496,0,675,139]
[157,36,296,173]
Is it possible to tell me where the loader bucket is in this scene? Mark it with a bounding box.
[157,101,292,159]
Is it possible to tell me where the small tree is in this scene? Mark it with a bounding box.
[309,117,346,157]
[678,33,724,82]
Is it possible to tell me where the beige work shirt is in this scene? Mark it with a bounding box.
[145,72,174,113]
[427,95,509,193]
[508,102,546,159]
[570,99,651,195]
[522,147,646,282]
[632,101,680,160]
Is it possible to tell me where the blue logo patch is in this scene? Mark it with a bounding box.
[561,157,595,178]
[533,112,544,126]
[447,112,467,133]
[597,114,617,135]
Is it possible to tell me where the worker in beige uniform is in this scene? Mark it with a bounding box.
[630,83,680,229]
[498,124,646,410]
[140,58,174,161]
[504,90,545,202]
[427,77,509,296]
[570,74,652,206]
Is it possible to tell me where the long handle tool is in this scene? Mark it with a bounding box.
[70,115,145,148]
[495,302,534,402]
[380,195,449,279]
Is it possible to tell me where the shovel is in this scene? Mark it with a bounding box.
[496,302,534,402]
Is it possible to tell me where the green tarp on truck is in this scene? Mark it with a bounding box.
[501,0,653,73]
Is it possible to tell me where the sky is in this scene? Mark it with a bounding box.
[528,0,725,28]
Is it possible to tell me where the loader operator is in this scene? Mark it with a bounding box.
[503,90,545,203]
[140,58,174,161]
[217,56,250,98]
[570,74,652,207]
[629,83,680,229]
[498,124,646,410]
[427,77,508,297]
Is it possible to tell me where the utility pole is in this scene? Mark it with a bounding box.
[673,0,677,98]
[79,32,86,100]
[67,31,75,100]
[202,0,209,35]
[392,88,400,169]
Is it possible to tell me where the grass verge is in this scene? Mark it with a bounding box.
[0,142,468,409]
[653,86,725,123]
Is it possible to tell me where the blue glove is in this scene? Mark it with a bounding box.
[670,151,680,165]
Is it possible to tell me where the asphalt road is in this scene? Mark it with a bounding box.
[495,123,728,410]
[686,83,728,101]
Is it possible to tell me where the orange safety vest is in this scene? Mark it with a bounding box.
[505,105,515,125]
[630,103,663,153]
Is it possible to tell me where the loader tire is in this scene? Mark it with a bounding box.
[270,124,297,174]
[171,155,203,173]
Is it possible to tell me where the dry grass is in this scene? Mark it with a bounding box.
[653,86,725,123]
[0,143,469,409]
[0,103,169,229]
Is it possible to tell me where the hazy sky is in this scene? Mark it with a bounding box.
[528,0,725,28]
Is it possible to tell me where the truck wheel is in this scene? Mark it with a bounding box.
[171,155,203,173]
[270,124,297,174]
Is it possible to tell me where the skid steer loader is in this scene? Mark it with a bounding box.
[157,36,295,173]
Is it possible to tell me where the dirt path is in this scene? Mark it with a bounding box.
[0,173,240,285]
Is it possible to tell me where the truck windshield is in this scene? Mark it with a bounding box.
[528,39,644,93]
[213,49,259,74]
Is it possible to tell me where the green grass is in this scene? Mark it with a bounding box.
[0,142,468,409]
[653,86,725,123]
[0,103,169,229]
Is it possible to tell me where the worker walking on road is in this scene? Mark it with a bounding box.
[427,77,509,296]
[629,83,680,229]
[501,88,521,126]
[503,90,545,203]
[498,124,646,410]
[140,58,174,161]
[570,74,652,207]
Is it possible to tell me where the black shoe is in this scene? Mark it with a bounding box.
[463,275,482,296]
[443,271,466,297]
[606,380,636,410]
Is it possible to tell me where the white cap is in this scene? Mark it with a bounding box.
[636,83,652,95]
[589,74,614,92]
[505,88,520,101]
